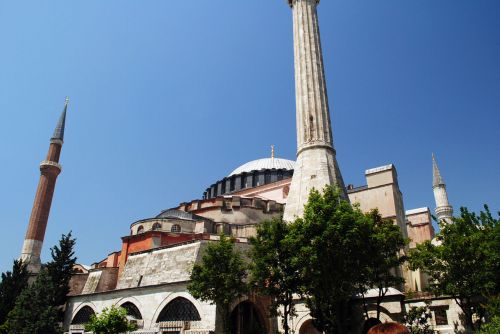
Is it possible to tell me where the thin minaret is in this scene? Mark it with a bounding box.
[432,153,453,224]
[283,0,346,221]
[20,98,68,273]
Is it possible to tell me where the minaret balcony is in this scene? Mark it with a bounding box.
[40,160,62,172]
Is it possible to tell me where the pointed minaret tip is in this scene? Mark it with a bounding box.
[51,98,68,144]
[432,153,444,187]
[271,145,275,159]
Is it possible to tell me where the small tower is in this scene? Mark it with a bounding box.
[20,98,69,273]
[283,0,347,221]
[432,154,453,224]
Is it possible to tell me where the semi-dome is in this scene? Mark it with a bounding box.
[229,158,295,176]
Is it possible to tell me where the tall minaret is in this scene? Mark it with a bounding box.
[283,0,346,221]
[20,98,68,273]
[432,154,453,224]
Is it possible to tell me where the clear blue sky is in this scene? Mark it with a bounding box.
[0,0,498,272]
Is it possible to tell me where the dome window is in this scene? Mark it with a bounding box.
[171,224,181,233]
[152,222,162,231]
[137,225,144,234]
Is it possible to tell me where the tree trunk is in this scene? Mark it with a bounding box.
[360,290,369,319]
[283,304,290,334]
[222,304,231,334]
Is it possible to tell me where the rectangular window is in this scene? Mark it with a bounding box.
[432,307,448,326]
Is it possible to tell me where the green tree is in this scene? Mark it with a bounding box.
[404,305,436,334]
[84,305,137,334]
[45,232,77,320]
[188,234,248,334]
[4,269,60,334]
[288,186,373,334]
[477,317,500,334]
[360,210,408,320]
[0,260,29,324]
[409,206,500,332]
[249,217,300,334]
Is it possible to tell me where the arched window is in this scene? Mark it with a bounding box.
[171,224,181,233]
[120,302,142,320]
[152,222,162,231]
[71,306,95,325]
[137,225,144,234]
[156,297,201,322]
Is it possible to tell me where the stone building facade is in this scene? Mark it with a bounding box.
[62,155,460,334]
[16,1,464,333]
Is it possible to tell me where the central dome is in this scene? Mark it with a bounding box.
[229,158,295,176]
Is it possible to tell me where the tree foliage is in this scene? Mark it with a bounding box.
[288,186,374,334]
[0,232,77,333]
[404,305,436,334]
[84,305,137,334]
[45,232,77,321]
[0,260,29,324]
[3,269,60,334]
[249,217,300,334]
[361,210,408,320]
[409,206,500,332]
[188,234,248,334]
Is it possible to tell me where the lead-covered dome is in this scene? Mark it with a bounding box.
[203,157,295,200]
[229,158,295,176]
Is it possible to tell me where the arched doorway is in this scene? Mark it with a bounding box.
[299,319,321,334]
[71,305,95,325]
[231,300,266,334]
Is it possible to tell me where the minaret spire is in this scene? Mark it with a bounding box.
[283,0,347,221]
[51,97,68,144]
[20,99,68,273]
[432,154,453,224]
[432,153,444,187]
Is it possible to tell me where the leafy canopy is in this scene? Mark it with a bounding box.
[45,232,77,308]
[288,186,374,334]
[249,217,300,334]
[84,305,137,334]
[188,234,247,334]
[0,260,29,324]
[4,269,60,334]
[409,206,500,331]
[360,210,408,320]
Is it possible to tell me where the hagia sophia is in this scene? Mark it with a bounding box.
[18,0,463,333]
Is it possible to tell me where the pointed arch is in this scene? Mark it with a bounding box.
[71,305,96,325]
[156,297,201,322]
[120,301,143,320]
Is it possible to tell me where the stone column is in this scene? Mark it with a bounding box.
[284,0,346,222]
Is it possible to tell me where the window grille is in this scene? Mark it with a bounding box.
[157,297,201,322]
[71,306,95,324]
[121,302,143,320]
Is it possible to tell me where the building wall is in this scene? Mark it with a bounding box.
[405,298,463,334]
[406,208,435,248]
[117,242,204,290]
[65,284,216,333]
